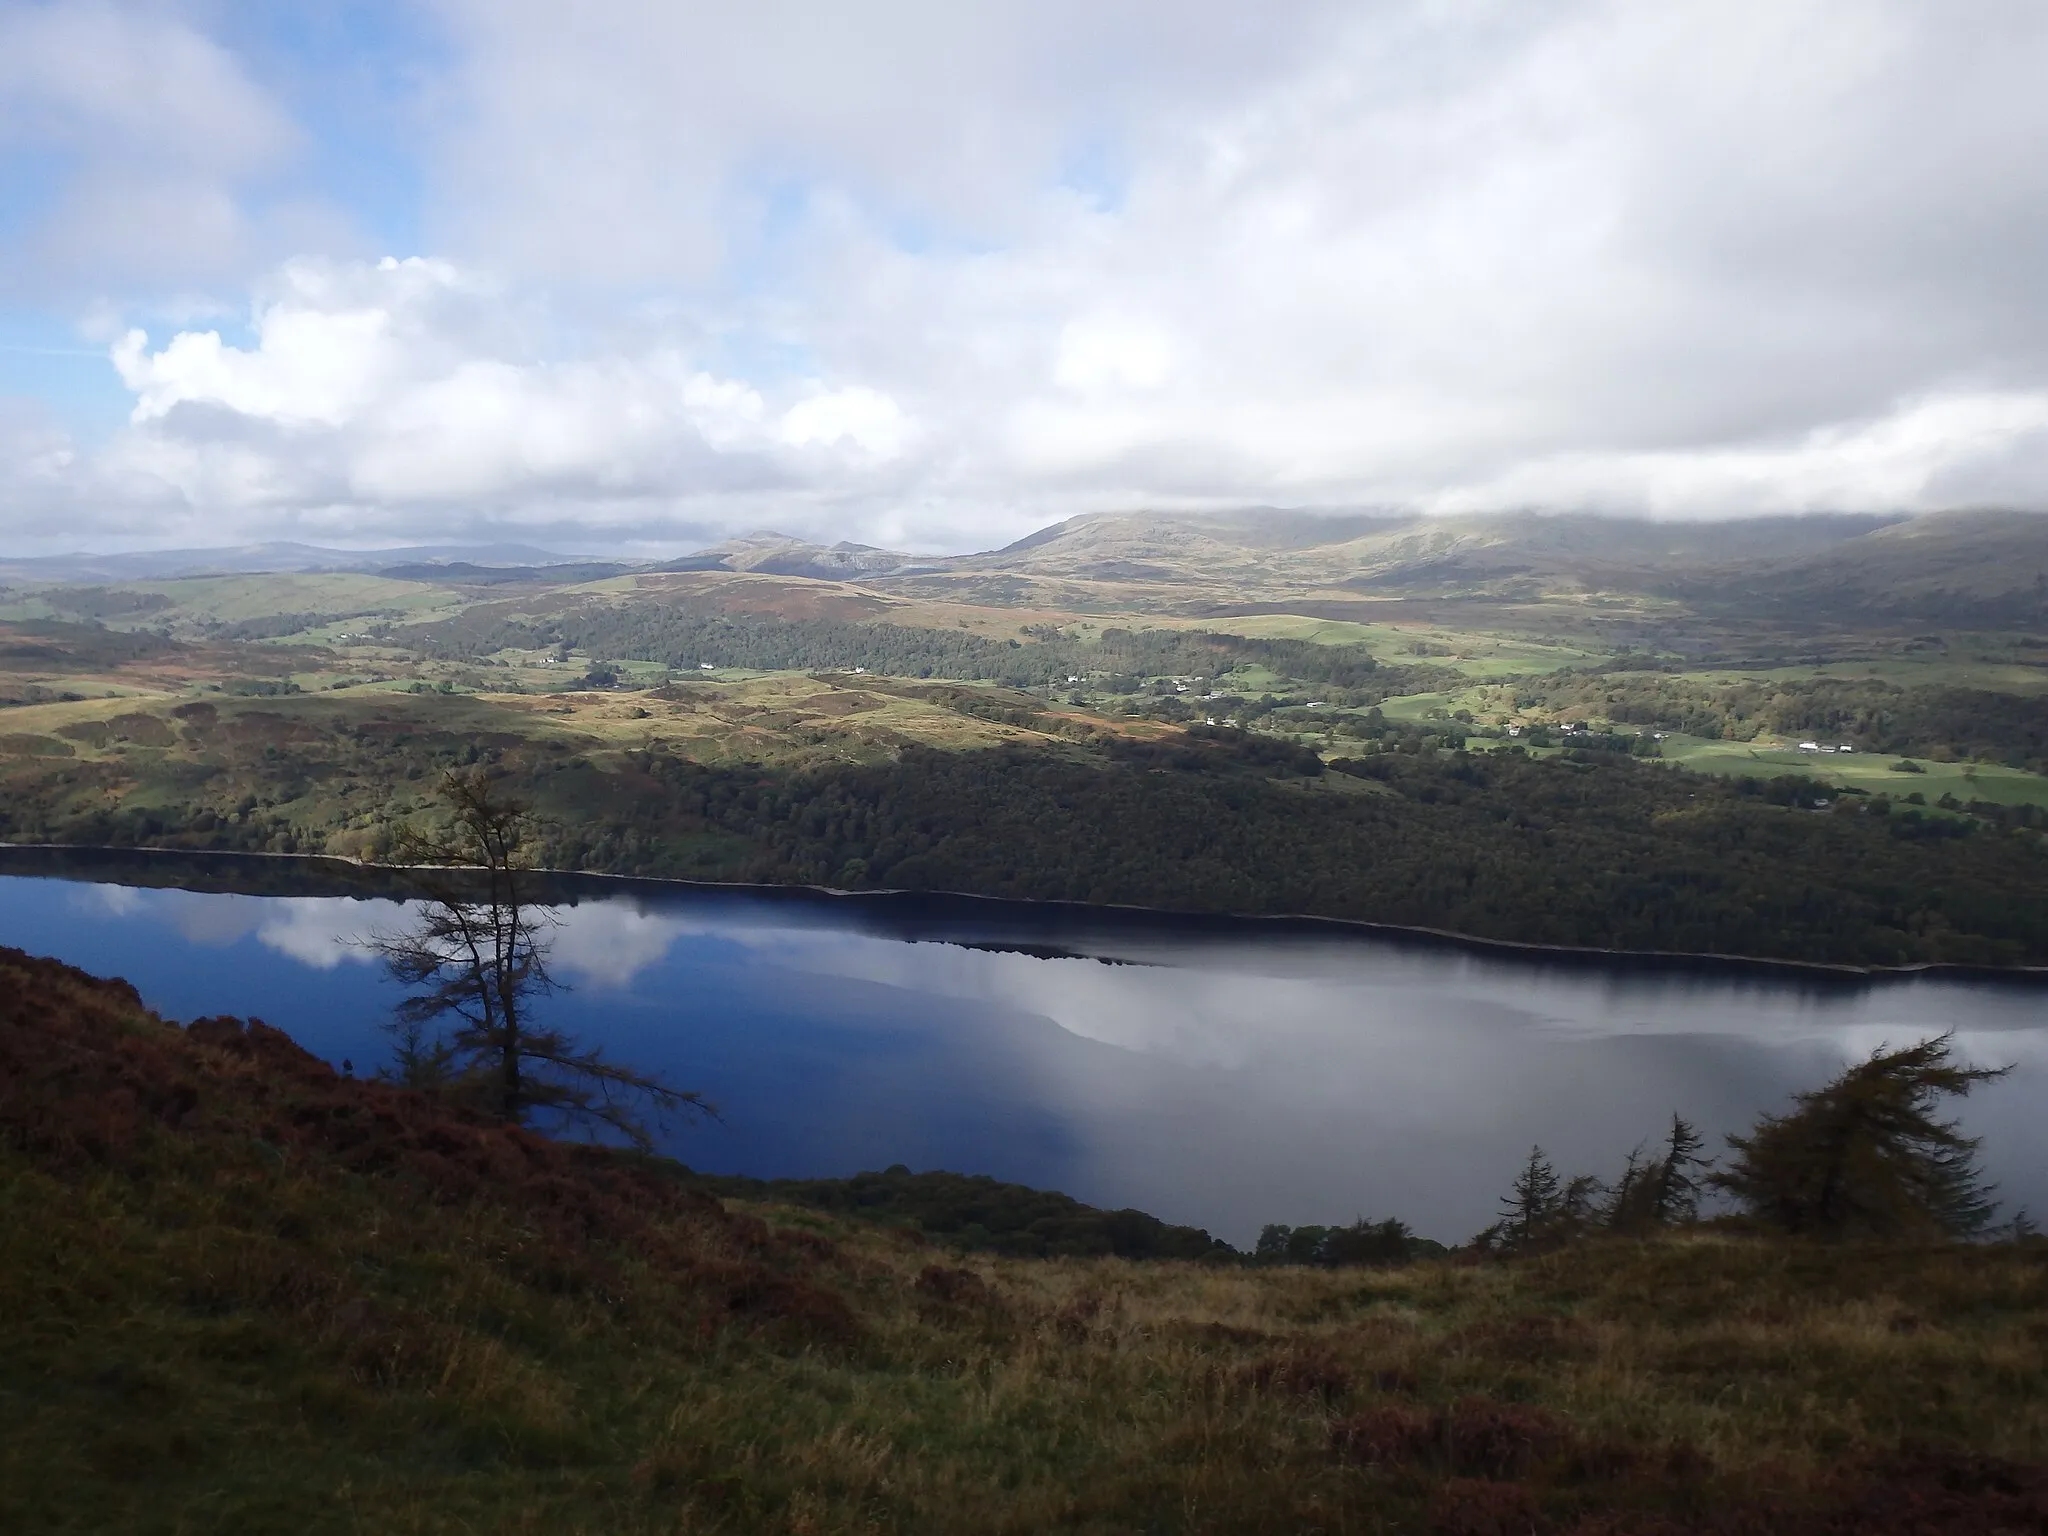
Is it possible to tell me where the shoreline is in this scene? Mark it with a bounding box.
[5,838,2046,986]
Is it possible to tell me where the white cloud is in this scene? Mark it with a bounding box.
[8,0,2048,551]
[0,0,345,299]
[779,386,914,460]
[545,903,692,988]
[1432,391,2048,517]
[80,254,916,540]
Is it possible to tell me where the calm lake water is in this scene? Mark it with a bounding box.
[4,853,2044,1246]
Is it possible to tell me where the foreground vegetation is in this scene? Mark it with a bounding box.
[4,945,2046,1534]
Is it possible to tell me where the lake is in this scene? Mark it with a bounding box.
[3,850,2043,1245]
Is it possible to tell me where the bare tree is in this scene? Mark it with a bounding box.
[367,768,711,1148]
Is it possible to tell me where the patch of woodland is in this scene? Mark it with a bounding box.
[699,1165,1236,1260]
[1514,666,2048,770]
[6,717,2048,964]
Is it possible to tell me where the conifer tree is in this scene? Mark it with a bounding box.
[369,769,711,1148]
[1496,1145,1563,1251]
[1558,1173,1607,1237]
[1648,1115,1711,1225]
[1712,1035,2009,1238]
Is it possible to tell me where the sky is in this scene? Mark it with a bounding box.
[3,0,2048,557]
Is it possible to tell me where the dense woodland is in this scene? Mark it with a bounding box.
[606,738,2048,966]
[8,710,2046,966]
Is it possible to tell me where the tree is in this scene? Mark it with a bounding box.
[1254,1218,1424,1267]
[1604,1144,1653,1232]
[1317,1217,1421,1267]
[1493,1146,1563,1252]
[1648,1115,1711,1225]
[1711,1034,2010,1238]
[1608,1115,1714,1232]
[368,768,710,1149]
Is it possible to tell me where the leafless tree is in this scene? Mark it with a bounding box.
[367,768,710,1149]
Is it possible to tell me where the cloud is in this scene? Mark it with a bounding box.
[8,0,2048,552]
[73,254,918,547]
[0,0,348,299]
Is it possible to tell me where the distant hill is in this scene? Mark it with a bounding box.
[9,509,2045,627]
[0,541,575,585]
[672,531,946,582]
[1664,509,2048,626]
[945,509,1908,595]
[640,510,1944,604]
[373,559,640,586]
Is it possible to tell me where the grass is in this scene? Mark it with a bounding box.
[4,946,2047,1534]
[0,573,469,635]
[1180,614,1605,677]
[1373,691,1462,724]
[1660,654,2048,696]
[1656,735,2048,808]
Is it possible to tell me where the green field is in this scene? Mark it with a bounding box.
[1656,735,2048,808]
[1191,612,1603,676]
[1664,656,2048,694]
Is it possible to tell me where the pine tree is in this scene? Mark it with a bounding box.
[1712,1035,2010,1238]
[1604,1144,1652,1231]
[1497,1145,1563,1251]
[1648,1115,1710,1225]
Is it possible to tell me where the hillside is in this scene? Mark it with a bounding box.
[661,508,2047,625]
[8,509,2046,629]
[4,945,2048,1533]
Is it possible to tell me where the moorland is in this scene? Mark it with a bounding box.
[4,508,2048,968]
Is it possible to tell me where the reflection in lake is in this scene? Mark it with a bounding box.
[4,868,2043,1245]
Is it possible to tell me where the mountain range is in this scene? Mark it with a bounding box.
[6,510,2045,626]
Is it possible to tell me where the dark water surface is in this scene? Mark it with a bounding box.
[4,853,2043,1245]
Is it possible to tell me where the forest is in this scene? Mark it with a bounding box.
[599,737,2048,966]
[8,708,2045,966]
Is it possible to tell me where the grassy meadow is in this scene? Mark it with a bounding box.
[1655,735,2048,809]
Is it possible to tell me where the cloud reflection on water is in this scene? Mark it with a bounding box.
[17,879,2047,1245]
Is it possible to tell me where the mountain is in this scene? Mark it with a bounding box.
[605,509,2048,625]
[9,510,2044,627]
[1669,509,2048,625]
[673,531,942,582]
[946,509,1906,595]
[0,542,575,585]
